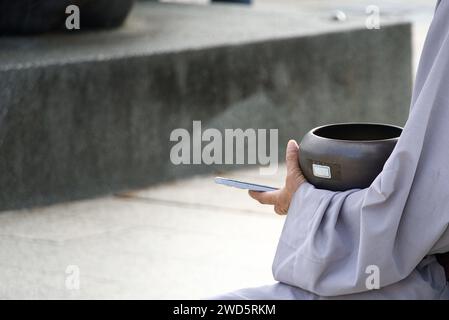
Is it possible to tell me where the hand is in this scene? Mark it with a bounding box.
[249,140,306,215]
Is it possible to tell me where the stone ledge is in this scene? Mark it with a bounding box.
[0,2,409,70]
[0,3,412,211]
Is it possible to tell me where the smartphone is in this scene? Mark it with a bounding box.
[214,177,278,192]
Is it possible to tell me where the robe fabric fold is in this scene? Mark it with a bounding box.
[214,0,449,299]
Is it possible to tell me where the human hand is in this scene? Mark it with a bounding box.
[249,140,306,215]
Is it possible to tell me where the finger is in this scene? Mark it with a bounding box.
[248,190,280,205]
[274,206,283,215]
[285,140,300,174]
[280,205,288,214]
[275,204,288,215]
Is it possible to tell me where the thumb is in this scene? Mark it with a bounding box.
[285,140,300,174]
[248,190,280,205]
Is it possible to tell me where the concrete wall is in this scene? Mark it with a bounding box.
[0,4,412,211]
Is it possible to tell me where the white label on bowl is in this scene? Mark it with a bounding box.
[312,164,331,179]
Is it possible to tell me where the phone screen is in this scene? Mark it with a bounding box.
[214,177,278,192]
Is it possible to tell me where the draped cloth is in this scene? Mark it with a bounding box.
[214,0,449,299]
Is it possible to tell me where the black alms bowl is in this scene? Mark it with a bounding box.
[299,123,402,191]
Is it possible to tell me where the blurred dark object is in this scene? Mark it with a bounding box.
[0,0,135,35]
[211,0,251,4]
[436,253,449,281]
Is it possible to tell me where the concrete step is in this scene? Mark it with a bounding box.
[0,2,412,211]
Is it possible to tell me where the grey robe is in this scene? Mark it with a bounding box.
[216,0,449,299]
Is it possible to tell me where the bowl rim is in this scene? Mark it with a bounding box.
[310,122,403,143]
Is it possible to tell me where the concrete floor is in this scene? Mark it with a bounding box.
[0,0,436,299]
[0,166,285,299]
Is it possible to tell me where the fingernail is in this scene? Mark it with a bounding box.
[288,140,298,148]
